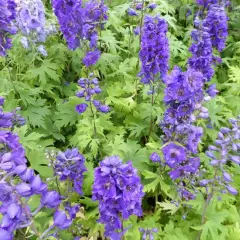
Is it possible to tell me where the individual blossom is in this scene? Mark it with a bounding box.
[139,15,169,84]
[150,152,161,163]
[54,148,87,195]
[92,156,144,238]
[82,49,101,67]
[76,73,110,114]
[0,0,17,56]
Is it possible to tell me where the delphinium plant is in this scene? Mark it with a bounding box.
[0,97,79,239]
[0,0,239,239]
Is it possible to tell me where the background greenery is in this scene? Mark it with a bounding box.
[1,0,240,239]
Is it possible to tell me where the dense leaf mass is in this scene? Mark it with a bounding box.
[0,0,239,239]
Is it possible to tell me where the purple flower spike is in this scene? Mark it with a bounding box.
[93,156,144,238]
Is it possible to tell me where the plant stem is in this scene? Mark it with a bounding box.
[136,0,145,98]
[147,84,155,141]
[196,167,218,240]
[89,100,97,137]
[5,56,19,97]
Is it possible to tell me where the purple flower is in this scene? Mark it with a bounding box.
[98,105,110,113]
[0,0,17,56]
[203,4,228,52]
[76,103,88,114]
[76,73,110,115]
[127,8,138,16]
[52,0,107,54]
[226,186,238,195]
[139,15,169,84]
[55,148,86,195]
[147,3,157,9]
[54,210,72,229]
[150,152,161,163]
[188,29,214,82]
[207,84,219,98]
[37,45,48,56]
[162,143,186,168]
[41,191,61,208]
[0,228,13,240]
[82,49,101,67]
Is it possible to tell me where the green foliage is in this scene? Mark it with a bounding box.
[1,0,240,239]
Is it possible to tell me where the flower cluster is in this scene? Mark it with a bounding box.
[15,0,50,56]
[139,15,169,84]
[162,66,205,138]
[203,3,228,52]
[0,0,17,56]
[139,228,158,240]
[196,0,218,6]
[92,156,144,238]
[202,117,240,196]
[52,0,108,66]
[76,73,110,114]
[127,2,157,16]
[54,148,87,195]
[188,28,214,82]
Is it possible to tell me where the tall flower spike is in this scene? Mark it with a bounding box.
[203,3,228,52]
[93,156,144,238]
[52,0,108,66]
[202,117,240,197]
[0,0,17,56]
[139,15,169,84]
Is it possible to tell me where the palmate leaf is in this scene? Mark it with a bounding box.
[204,98,224,128]
[22,99,51,128]
[53,97,79,130]
[27,59,60,86]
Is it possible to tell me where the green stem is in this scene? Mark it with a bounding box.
[147,83,155,141]
[89,100,97,137]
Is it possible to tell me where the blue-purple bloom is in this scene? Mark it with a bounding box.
[150,152,161,163]
[76,73,110,114]
[52,0,107,66]
[139,15,169,84]
[203,3,228,52]
[76,103,88,114]
[93,156,144,238]
[0,0,17,56]
[202,117,240,196]
[55,148,87,195]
